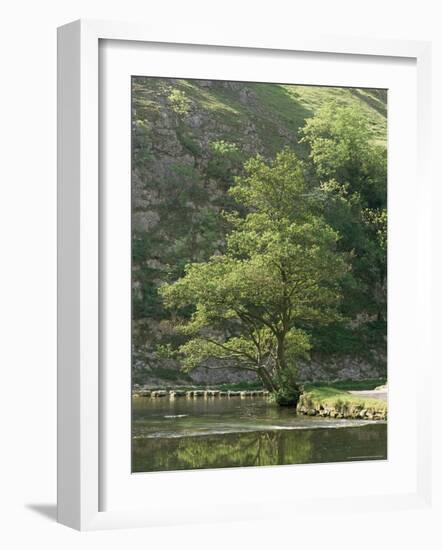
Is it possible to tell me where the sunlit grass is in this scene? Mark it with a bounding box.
[302,384,387,411]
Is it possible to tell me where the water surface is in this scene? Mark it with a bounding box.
[132,397,387,472]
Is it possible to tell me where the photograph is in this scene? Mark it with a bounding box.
[3,1,436,542]
[130,77,388,473]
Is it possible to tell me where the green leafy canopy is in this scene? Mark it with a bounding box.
[159,149,349,397]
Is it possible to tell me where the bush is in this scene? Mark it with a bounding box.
[176,129,201,156]
[206,140,243,181]
[168,89,190,116]
[271,364,303,407]
[272,384,303,407]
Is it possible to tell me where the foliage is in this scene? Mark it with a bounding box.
[206,140,244,182]
[300,103,387,325]
[176,128,202,156]
[160,150,349,402]
[271,365,303,406]
[132,120,153,168]
[168,88,190,116]
[131,78,388,388]
[300,102,387,207]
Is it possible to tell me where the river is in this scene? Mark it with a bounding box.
[132,396,387,472]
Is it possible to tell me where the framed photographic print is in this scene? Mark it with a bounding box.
[57,20,432,530]
[129,75,389,473]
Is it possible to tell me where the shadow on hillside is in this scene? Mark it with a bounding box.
[351,88,387,117]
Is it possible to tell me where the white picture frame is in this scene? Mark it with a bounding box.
[57,19,432,531]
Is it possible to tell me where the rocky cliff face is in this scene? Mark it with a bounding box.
[131,77,387,386]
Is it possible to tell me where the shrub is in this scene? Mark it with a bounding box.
[168,89,190,116]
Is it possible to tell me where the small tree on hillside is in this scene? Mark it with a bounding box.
[159,150,349,406]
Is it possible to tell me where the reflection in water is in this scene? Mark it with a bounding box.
[132,397,387,472]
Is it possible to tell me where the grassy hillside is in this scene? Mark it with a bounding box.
[133,79,386,158]
[131,77,387,386]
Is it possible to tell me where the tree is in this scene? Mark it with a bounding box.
[300,103,387,324]
[299,102,387,209]
[159,150,349,405]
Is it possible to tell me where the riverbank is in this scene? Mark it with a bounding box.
[132,379,387,420]
[297,386,387,420]
[133,388,270,398]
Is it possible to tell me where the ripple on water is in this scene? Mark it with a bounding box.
[134,418,386,439]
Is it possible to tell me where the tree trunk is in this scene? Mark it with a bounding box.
[257,367,277,392]
[276,332,287,372]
